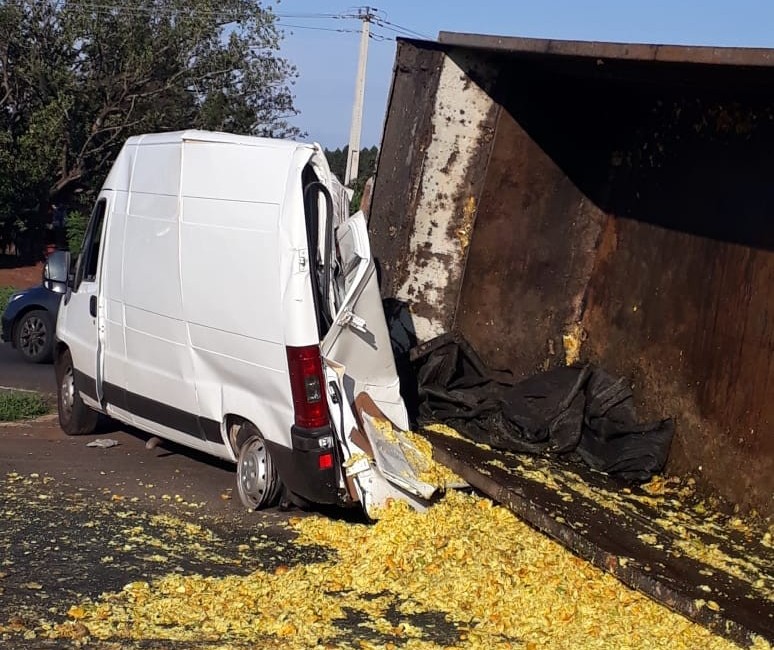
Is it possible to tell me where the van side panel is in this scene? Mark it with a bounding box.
[120,143,202,436]
[181,140,291,204]
[179,197,283,338]
[180,141,300,449]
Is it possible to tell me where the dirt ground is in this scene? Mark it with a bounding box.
[0,260,43,288]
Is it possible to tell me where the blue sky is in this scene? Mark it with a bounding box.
[275,1,774,149]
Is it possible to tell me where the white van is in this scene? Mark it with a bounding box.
[49,130,432,516]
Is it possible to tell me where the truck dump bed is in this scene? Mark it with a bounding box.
[369,33,774,646]
[370,33,774,519]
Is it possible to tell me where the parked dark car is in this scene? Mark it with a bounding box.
[1,276,65,364]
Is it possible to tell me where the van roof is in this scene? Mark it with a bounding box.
[125,130,314,152]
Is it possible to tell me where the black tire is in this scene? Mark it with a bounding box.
[14,309,53,364]
[55,348,98,436]
[234,422,282,510]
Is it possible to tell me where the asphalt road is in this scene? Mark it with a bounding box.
[0,346,455,648]
[0,417,336,649]
[0,340,399,648]
[0,341,57,394]
[0,340,316,646]
[0,324,458,650]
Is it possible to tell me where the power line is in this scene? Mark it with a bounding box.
[373,17,432,41]
[274,13,347,19]
[61,2,350,21]
[48,2,430,43]
[277,23,360,34]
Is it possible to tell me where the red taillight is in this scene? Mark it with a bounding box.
[318,452,333,470]
[286,345,329,429]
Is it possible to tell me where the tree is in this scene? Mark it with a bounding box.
[324,145,379,212]
[325,147,348,181]
[0,0,300,254]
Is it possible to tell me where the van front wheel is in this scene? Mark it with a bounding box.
[56,349,98,436]
[235,424,281,510]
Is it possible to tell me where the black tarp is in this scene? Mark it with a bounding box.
[412,334,674,482]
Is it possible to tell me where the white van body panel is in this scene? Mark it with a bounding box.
[123,143,200,439]
[179,140,320,457]
[57,129,416,510]
[59,132,321,461]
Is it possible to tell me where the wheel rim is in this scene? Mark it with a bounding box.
[19,316,47,358]
[237,437,270,509]
[60,365,75,422]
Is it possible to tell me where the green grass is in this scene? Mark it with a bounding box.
[0,285,17,314]
[0,390,50,422]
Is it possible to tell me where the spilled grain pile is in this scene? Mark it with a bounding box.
[48,490,769,649]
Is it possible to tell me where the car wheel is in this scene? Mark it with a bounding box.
[55,348,98,436]
[235,423,282,509]
[14,309,53,363]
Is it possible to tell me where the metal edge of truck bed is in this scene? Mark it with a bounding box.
[436,32,774,68]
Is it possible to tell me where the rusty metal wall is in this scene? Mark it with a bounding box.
[369,41,445,298]
[460,53,774,516]
[370,42,500,342]
[453,88,606,376]
[577,92,774,516]
[372,39,774,515]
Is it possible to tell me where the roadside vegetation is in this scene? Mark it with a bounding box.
[0,389,49,422]
[0,285,16,313]
[325,145,379,211]
[65,211,88,254]
[0,0,300,262]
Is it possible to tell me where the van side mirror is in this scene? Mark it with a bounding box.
[43,250,71,294]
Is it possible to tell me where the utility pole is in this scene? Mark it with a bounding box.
[344,7,373,186]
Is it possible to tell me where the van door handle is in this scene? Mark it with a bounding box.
[89,295,97,317]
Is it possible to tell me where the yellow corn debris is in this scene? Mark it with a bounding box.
[51,491,769,650]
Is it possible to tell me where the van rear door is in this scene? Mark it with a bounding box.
[320,211,447,515]
[320,211,407,430]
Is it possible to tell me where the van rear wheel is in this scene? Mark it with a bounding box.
[56,348,98,436]
[235,424,281,509]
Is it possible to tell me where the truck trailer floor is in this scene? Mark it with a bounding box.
[423,429,773,648]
